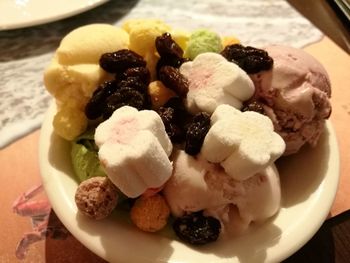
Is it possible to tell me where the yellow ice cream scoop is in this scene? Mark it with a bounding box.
[170,29,190,51]
[44,23,129,140]
[123,19,171,56]
[57,24,129,65]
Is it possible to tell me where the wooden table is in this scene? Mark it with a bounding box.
[0,36,349,262]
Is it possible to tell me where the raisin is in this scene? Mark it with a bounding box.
[155,32,184,59]
[123,67,151,86]
[103,87,145,119]
[158,66,189,98]
[85,80,118,119]
[119,77,148,95]
[221,44,273,74]
[173,212,221,245]
[156,57,189,80]
[185,112,211,155]
[158,107,176,124]
[165,97,190,123]
[157,107,185,143]
[99,49,146,73]
[157,56,184,69]
[242,100,266,114]
[166,123,185,143]
[164,97,185,111]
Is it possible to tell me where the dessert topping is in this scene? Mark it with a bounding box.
[185,112,211,155]
[201,104,285,180]
[99,49,146,73]
[221,44,273,74]
[130,194,170,232]
[95,106,173,198]
[158,66,189,98]
[173,211,221,245]
[75,177,118,220]
[180,52,255,114]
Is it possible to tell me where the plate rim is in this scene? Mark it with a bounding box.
[0,0,109,31]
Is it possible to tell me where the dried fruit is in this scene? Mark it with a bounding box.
[157,107,184,143]
[242,100,266,114]
[123,67,151,86]
[158,66,189,98]
[99,49,146,73]
[164,96,191,126]
[185,112,211,155]
[156,32,184,59]
[164,96,187,113]
[156,56,184,70]
[221,44,273,74]
[103,87,146,119]
[173,212,221,245]
[119,77,148,95]
[85,80,118,120]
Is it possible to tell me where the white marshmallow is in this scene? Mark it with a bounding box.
[201,104,285,180]
[95,106,173,198]
[179,52,255,114]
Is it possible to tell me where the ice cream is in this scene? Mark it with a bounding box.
[170,29,190,51]
[253,45,331,155]
[122,19,171,57]
[44,24,129,140]
[71,130,106,182]
[163,150,281,236]
[184,29,223,60]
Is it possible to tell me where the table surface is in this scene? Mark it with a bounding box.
[0,0,349,262]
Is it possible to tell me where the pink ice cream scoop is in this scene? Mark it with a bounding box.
[250,45,331,155]
[163,150,281,236]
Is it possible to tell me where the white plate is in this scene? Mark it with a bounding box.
[0,0,109,31]
[39,102,340,263]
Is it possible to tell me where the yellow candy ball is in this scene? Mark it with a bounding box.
[148,81,177,109]
[222,36,241,47]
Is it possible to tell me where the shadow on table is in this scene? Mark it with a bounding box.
[0,0,139,62]
[44,211,107,263]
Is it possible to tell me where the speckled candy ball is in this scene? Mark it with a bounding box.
[75,177,119,220]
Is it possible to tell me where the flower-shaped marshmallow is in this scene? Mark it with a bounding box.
[95,106,173,198]
[201,104,286,181]
[179,52,255,114]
